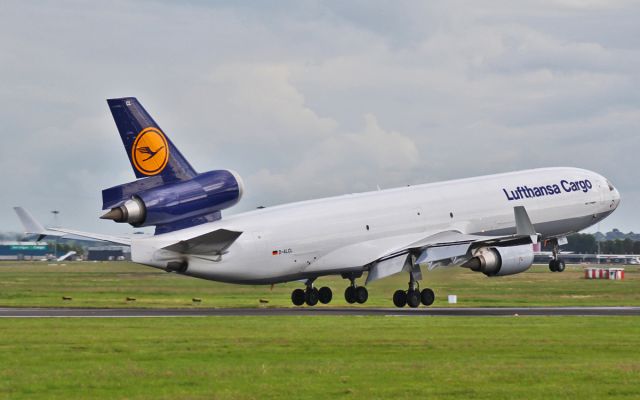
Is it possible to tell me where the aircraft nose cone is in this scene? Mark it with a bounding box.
[606,184,621,211]
[602,177,621,210]
[613,187,621,208]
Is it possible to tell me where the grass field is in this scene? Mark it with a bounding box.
[0,261,638,308]
[1,317,639,399]
[1,262,639,399]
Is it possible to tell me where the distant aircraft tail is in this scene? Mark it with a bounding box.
[107,98,197,182]
[57,251,77,262]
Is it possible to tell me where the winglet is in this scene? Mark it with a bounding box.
[514,206,539,244]
[13,207,46,235]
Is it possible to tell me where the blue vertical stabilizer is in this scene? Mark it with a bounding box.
[107,97,197,182]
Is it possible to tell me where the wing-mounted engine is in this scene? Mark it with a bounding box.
[461,244,534,276]
[101,169,244,234]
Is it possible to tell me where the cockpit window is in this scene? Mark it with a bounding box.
[606,180,615,191]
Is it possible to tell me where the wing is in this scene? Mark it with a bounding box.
[365,206,539,284]
[305,206,538,284]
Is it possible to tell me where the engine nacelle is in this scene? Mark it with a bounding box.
[461,244,534,276]
[101,169,243,228]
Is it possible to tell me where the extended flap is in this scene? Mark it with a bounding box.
[415,243,471,265]
[366,254,411,285]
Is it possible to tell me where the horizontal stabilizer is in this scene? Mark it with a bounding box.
[162,229,242,255]
[47,227,132,246]
[14,207,115,243]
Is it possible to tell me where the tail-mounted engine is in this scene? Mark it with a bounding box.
[101,169,243,234]
[461,244,534,276]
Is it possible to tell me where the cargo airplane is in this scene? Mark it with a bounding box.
[24,98,621,307]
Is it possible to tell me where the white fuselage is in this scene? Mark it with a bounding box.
[131,167,620,284]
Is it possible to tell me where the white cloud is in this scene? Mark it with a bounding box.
[244,112,420,205]
[0,0,639,234]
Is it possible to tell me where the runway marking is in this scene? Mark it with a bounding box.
[0,307,639,318]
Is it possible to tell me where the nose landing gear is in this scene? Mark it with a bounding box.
[548,240,566,272]
[549,259,566,272]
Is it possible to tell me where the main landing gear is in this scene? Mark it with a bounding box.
[290,273,370,306]
[548,240,566,272]
[343,272,368,304]
[291,280,333,306]
[392,268,435,308]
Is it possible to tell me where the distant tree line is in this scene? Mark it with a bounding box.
[544,233,640,254]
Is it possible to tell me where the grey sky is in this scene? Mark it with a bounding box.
[1,0,639,235]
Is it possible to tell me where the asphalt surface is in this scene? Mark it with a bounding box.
[0,306,639,317]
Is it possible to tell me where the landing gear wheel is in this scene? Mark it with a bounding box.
[291,288,305,306]
[420,288,435,306]
[548,240,565,273]
[407,290,421,308]
[393,290,407,308]
[344,286,357,304]
[318,287,332,304]
[355,286,368,304]
[305,288,319,306]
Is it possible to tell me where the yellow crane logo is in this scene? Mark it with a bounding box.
[132,127,169,175]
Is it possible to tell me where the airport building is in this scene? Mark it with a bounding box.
[0,241,50,261]
[86,246,131,261]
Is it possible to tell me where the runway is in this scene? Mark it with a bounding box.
[1,306,639,317]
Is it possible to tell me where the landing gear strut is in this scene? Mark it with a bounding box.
[291,280,332,307]
[343,272,368,304]
[393,263,435,308]
[548,240,566,272]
